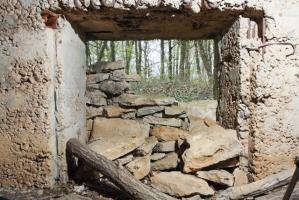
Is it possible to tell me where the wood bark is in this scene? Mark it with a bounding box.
[194,41,201,76]
[160,40,165,79]
[168,40,173,80]
[66,139,177,200]
[179,41,186,80]
[110,41,116,61]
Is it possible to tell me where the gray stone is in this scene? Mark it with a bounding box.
[151,152,178,171]
[121,112,136,119]
[86,90,107,106]
[153,141,176,153]
[110,69,126,81]
[88,118,149,160]
[99,80,129,96]
[150,153,166,161]
[135,136,158,156]
[164,106,186,117]
[182,125,243,172]
[126,156,150,180]
[92,60,124,73]
[86,73,109,84]
[103,105,135,118]
[233,168,248,186]
[151,126,188,141]
[196,170,234,187]
[119,94,178,107]
[116,154,134,165]
[86,106,104,119]
[136,106,164,117]
[86,119,93,131]
[151,171,214,197]
[143,116,182,127]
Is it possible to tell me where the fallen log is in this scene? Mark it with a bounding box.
[66,138,177,200]
[216,169,293,199]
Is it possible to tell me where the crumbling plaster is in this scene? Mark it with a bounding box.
[0,0,299,188]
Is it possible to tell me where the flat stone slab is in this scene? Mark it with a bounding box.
[88,118,149,160]
[143,116,182,127]
[103,105,135,118]
[91,60,124,73]
[85,90,107,106]
[151,171,214,197]
[126,156,150,180]
[136,106,164,117]
[151,152,178,171]
[119,94,178,107]
[151,126,188,141]
[196,170,234,187]
[86,73,109,84]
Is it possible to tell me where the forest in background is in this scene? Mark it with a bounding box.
[87,40,216,101]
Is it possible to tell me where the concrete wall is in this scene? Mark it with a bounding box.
[0,1,86,187]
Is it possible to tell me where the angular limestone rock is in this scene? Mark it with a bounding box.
[91,60,124,73]
[116,154,134,165]
[86,90,107,106]
[151,126,188,141]
[86,106,103,119]
[136,106,164,117]
[164,106,186,117]
[196,170,234,187]
[103,105,135,118]
[182,125,243,172]
[153,141,176,153]
[233,168,248,186]
[135,136,158,156]
[119,94,177,107]
[151,171,214,197]
[99,80,129,96]
[86,73,109,84]
[126,156,150,180]
[150,153,166,161]
[88,118,149,160]
[151,152,178,171]
[143,116,182,127]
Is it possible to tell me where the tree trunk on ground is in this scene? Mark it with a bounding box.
[168,40,173,80]
[160,40,165,79]
[66,139,177,200]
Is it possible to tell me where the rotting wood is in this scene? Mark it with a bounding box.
[216,169,293,199]
[66,138,177,200]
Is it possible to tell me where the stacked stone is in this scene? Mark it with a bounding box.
[85,61,247,199]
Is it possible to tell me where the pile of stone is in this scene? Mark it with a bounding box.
[85,61,247,199]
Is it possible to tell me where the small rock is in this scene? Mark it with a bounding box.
[119,94,178,107]
[99,80,129,96]
[86,90,107,106]
[137,106,164,117]
[86,83,100,90]
[151,126,188,141]
[121,112,136,119]
[116,154,134,165]
[110,69,126,81]
[150,153,166,161]
[164,106,186,117]
[86,106,104,119]
[151,171,214,197]
[92,60,124,73]
[74,185,85,193]
[126,156,150,180]
[233,168,248,186]
[103,105,135,118]
[143,116,182,127]
[151,152,178,171]
[86,119,93,131]
[182,195,202,200]
[153,141,176,153]
[86,73,109,84]
[196,170,234,187]
[135,136,158,156]
[153,113,163,117]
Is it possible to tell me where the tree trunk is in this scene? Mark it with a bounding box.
[110,41,116,61]
[160,40,165,79]
[98,41,107,61]
[185,41,191,81]
[125,41,133,74]
[194,41,201,77]
[179,41,186,80]
[168,40,173,80]
[66,139,177,200]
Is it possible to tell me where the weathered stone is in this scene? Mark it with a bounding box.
[164,106,186,117]
[121,112,136,119]
[153,112,163,118]
[86,106,104,119]
[182,195,202,200]
[233,168,248,186]
[182,125,243,172]
[136,106,164,117]
[103,105,135,118]
[135,136,158,156]
[179,100,217,120]
[196,170,234,187]
[110,69,126,81]
[151,152,178,171]
[86,83,100,90]
[119,94,178,107]
[86,119,93,131]
[88,118,149,160]
[99,80,129,96]
[150,153,166,161]
[116,154,134,165]
[151,126,188,141]
[153,141,176,153]
[86,90,107,106]
[124,74,141,82]
[92,60,124,73]
[126,156,150,180]
[143,116,182,127]
[151,171,214,197]
[86,73,109,84]
[208,157,240,169]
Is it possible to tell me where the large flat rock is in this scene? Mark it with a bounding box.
[88,118,149,160]
[151,171,214,197]
[119,94,178,107]
[182,124,243,172]
[196,170,234,187]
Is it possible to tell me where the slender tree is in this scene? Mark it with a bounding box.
[124,41,134,74]
[194,41,201,76]
[160,40,165,79]
[168,40,173,80]
[179,41,186,80]
[110,41,116,61]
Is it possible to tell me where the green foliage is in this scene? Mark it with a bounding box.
[130,77,214,102]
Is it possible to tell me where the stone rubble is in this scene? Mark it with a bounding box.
[85,61,244,199]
